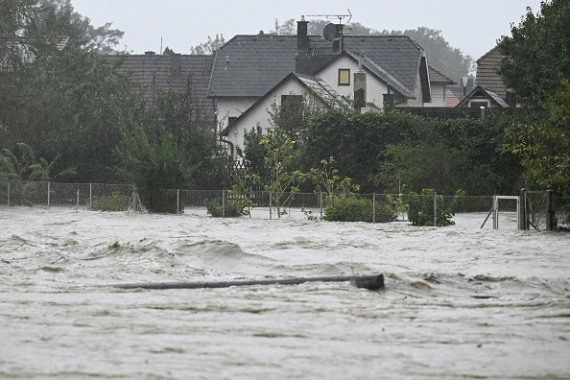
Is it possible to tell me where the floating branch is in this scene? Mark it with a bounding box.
[105,274,384,291]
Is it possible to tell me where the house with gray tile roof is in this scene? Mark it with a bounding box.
[211,19,454,156]
[110,52,216,119]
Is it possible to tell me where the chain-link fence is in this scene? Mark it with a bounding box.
[0,180,135,210]
[2,180,567,231]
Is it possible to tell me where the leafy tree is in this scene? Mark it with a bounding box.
[190,34,225,55]
[377,141,468,195]
[258,133,305,218]
[0,143,75,181]
[162,46,175,55]
[38,0,124,53]
[308,156,359,202]
[504,79,570,198]
[497,0,570,106]
[114,76,219,212]
[240,125,266,167]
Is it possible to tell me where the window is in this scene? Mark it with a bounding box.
[469,101,489,109]
[338,69,350,86]
[228,116,237,126]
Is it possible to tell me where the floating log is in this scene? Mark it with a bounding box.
[106,274,384,291]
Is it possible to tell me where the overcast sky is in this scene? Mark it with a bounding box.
[71,0,543,60]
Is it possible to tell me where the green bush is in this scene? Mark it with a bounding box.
[408,188,465,226]
[324,197,396,223]
[91,192,130,211]
[206,198,247,218]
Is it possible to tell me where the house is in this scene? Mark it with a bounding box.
[457,46,516,109]
[111,18,457,157]
[209,18,455,156]
[111,52,216,118]
[427,65,456,107]
[456,85,511,109]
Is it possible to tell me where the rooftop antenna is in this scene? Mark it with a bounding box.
[305,9,352,24]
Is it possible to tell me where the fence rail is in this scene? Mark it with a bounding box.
[1,180,567,231]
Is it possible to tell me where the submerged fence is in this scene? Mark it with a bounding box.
[1,180,567,231]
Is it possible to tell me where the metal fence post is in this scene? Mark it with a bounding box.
[546,189,554,231]
[89,183,92,210]
[518,188,527,230]
[373,193,376,224]
[269,192,272,220]
[176,189,180,214]
[76,189,80,210]
[7,182,10,206]
[433,191,437,226]
[47,181,51,209]
[222,190,225,218]
[132,186,137,212]
[320,192,323,220]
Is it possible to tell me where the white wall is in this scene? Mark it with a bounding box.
[226,79,312,157]
[317,56,389,109]
[424,83,446,107]
[216,98,257,131]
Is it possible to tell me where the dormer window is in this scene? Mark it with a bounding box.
[338,69,350,86]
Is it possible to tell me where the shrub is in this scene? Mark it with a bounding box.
[206,198,247,218]
[408,188,466,226]
[91,192,130,211]
[324,197,396,223]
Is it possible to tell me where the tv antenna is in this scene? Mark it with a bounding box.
[305,9,352,24]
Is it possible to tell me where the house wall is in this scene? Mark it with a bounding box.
[226,80,317,157]
[317,56,389,109]
[216,98,257,130]
[405,74,424,107]
[424,83,446,107]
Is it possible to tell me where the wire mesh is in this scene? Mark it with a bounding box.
[3,180,567,231]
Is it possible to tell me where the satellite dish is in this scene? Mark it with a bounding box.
[323,23,337,42]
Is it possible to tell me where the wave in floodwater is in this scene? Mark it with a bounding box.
[1,208,569,379]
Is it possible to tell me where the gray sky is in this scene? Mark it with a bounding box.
[71,0,543,60]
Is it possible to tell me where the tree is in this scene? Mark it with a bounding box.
[497,0,570,106]
[0,1,134,182]
[258,133,305,218]
[38,0,124,53]
[190,34,225,55]
[504,79,570,199]
[114,76,219,212]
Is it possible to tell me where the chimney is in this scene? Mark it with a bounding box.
[332,24,344,53]
[353,55,366,112]
[297,16,309,54]
[170,53,181,76]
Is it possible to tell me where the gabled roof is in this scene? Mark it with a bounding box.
[220,72,350,136]
[445,89,459,107]
[208,34,426,99]
[208,35,298,98]
[110,53,216,117]
[475,46,507,99]
[456,85,511,108]
[428,65,456,85]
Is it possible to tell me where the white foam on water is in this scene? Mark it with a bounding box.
[1,207,569,379]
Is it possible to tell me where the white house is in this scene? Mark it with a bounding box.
[207,19,455,157]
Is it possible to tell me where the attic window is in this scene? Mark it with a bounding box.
[338,69,350,86]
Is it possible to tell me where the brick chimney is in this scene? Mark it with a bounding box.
[297,16,309,54]
[332,24,344,53]
[170,53,181,76]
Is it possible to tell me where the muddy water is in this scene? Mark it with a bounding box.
[1,207,569,379]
